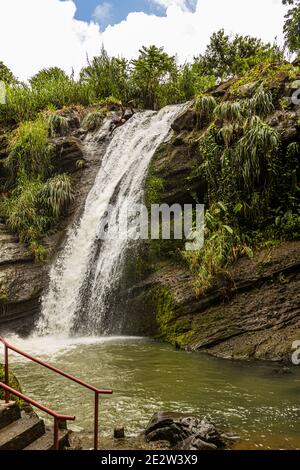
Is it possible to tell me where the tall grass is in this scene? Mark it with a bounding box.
[0,79,94,125]
[1,173,74,259]
[4,119,53,185]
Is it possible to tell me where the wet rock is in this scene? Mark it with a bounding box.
[210,78,237,97]
[145,412,224,448]
[175,436,217,451]
[271,366,293,376]
[52,136,85,173]
[171,108,197,132]
[114,426,125,439]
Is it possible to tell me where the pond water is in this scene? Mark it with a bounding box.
[2,335,300,450]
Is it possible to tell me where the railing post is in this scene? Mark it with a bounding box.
[53,417,59,450]
[4,344,9,403]
[94,392,99,451]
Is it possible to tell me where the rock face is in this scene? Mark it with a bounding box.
[52,136,86,174]
[124,66,300,363]
[125,241,300,362]
[145,412,224,450]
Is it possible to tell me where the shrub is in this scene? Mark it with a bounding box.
[5,119,53,184]
[81,111,105,131]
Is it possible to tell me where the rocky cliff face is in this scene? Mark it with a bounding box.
[124,65,300,362]
[126,241,299,361]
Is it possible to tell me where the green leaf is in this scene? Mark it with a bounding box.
[234,202,243,214]
[223,225,234,235]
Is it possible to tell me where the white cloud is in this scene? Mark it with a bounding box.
[0,0,287,82]
[150,0,196,11]
[93,2,112,24]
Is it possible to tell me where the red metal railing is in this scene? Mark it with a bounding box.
[0,336,113,450]
[0,382,75,450]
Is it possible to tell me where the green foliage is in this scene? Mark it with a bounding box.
[39,173,74,218]
[1,177,48,243]
[80,46,131,102]
[30,67,70,89]
[145,174,165,208]
[0,365,24,408]
[81,111,105,131]
[0,115,75,260]
[182,203,236,292]
[0,77,93,125]
[194,29,283,80]
[195,94,217,122]
[282,0,300,52]
[47,113,69,137]
[235,118,280,190]
[214,101,243,123]
[131,45,178,109]
[181,75,298,290]
[5,119,52,184]
[1,174,74,258]
[0,61,17,85]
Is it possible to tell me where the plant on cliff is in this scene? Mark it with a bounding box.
[47,113,69,137]
[180,70,300,292]
[39,173,74,218]
[0,116,75,260]
[4,119,53,185]
[1,173,74,258]
[81,111,105,131]
[0,71,93,126]
[182,203,236,293]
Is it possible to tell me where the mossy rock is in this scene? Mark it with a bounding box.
[0,364,23,408]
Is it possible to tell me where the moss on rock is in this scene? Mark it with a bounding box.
[0,364,23,407]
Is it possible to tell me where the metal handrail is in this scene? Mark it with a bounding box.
[0,336,113,450]
[0,382,75,450]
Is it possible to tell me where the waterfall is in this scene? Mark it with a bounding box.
[36,104,184,337]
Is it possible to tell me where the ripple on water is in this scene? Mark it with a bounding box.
[2,335,300,449]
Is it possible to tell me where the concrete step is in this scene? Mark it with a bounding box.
[0,401,21,430]
[24,427,71,451]
[0,414,45,450]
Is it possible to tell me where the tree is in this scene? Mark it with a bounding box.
[131,45,177,109]
[0,61,17,84]
[195,30,283,80]
[30,67,70,89]
[80,46,130,102]
[282,0,300,52]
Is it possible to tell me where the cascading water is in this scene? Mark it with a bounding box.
[36,104,185,338]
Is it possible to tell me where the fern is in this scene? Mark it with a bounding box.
[48,114,69,137]
[39,173,74,217]
[81,111,105,131]
[195,95,217,118]
[235,118,279,188]
[214,101,243,123]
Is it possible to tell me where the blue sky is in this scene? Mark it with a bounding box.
[71,1,166,28]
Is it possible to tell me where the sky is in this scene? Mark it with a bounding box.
[0,0,288,81]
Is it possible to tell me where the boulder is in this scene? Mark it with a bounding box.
[145,412,224,449]
[171,108,197,132]
[52,136,85,173]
